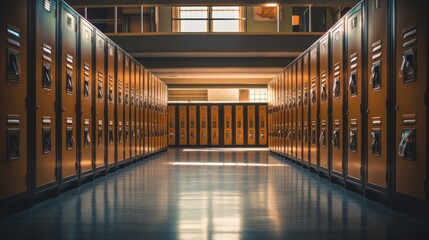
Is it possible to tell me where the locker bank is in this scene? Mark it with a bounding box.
[1,0,429,239]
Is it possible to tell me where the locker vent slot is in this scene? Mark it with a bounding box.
[372,117,381,126]
[7,26,20,39]
[84,119,90,125]
[42,116,52,125]
[350,119,358,127]
[372,40,382,53]
[66,127,74,150]
[42,64,52,89]
[66,117,73,125]
[42,128,52,154]
[351,17,358,29]
[7,128,20,160]
[372,0,381,12]
[98,120,103,126]
[66,15,73,29]
[371,129,381,156]
[7,49,21,83]
[42,44,52,55]
[402,114,417,125]
[7,115,20,126]
[402,25,417,40]
[398,129,415,160]
[44,0,52,12]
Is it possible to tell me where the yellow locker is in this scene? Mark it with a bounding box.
[168,106,176,146]
[224,105,233,146]
[302,52,310,166]
[199,105,208,146]
[247,105,256,146]
[259,105,267,145]
[309,44,319,171]
[188,105,197,146]
[179,105,187,146]
[235,105,244,145]
[211,105,219,146]
[319,33,330,174]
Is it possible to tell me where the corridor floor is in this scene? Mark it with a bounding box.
[1,148,429,239]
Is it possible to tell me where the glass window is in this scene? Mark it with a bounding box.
[249,89,268,102]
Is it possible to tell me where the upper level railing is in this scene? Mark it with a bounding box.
[72,4,351,34]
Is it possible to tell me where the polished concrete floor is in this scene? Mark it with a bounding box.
[1,148,429,240]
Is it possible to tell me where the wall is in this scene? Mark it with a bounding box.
[208,89,239,102]
[246,6,292,32]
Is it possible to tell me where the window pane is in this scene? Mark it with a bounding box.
[212,6,240,18]
[180,20,208,32]
[180,7,208,19]
[212,20,240,32]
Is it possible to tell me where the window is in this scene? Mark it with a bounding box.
[172,6,245,32]
[249,89,268,102]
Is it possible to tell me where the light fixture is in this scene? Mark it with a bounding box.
[264,3,279,7]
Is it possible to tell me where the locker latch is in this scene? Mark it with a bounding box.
[226,133,230,139]
[180,133,184,139]
[398,129,415,160]
[319,129,326,147]
[109,128,114,144]
[98,83,103,101]
[7,129,20,160]
[66,71,73,93]
[66,127,74,150]
[42,128,52,154]
[371,62,381,90]
[349,71,357,96]
[202,133,206,139]
[304,92,308,105]
[370,130,381,155]
[349,130,357,152]
[119,128,123,143]
[118,91,123,104]
[321,84,327,102]
[84,78,90,97]
[311,88,316,104]
[109,87,114,103]
[332,129,340,149]
[8,49,21,82]
[400,49,416,83]
[42,64,52,89]
[125,129,129,142]
[333,77,340,98]
[98,128,103,145]
[84,127,90,148]
[311,129,316,144]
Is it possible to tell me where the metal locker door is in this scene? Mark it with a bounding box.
[296,57,303,163]
[124,56,130,161]
[235,105,244,145]
[346,4,363,185]
[259,105,267,146]
[395,0,428,200]
[179,105,187,146]
[211,105,219,146]
[156,80,161,151]
[319,33,330,175]
[168,106,176,146]
[143,69,149,156]
[247,105,256,146]
[287,68,292,157]
[150,76,155,153]
[0,0,29,200]
[94,32,106,171]
[278,75,283,155]
[302,52,310,167]
[292,63,297,160]
[136,65,142,156]
[116,49,124,165]
[106,41,115,168]
[78,18,93,177]
[188,105,197,146]
[129,60,135,158]
[309,44,319,172]
[33,0,58,192]
[366,0,389,193]
[60,4,78,183]
[224,105,233,146]
[200,105,208,146]
[330,19,345,181]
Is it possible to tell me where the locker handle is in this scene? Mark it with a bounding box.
[7,129,20,160]
[349,131,357,152]
[84,78,90,97]
[84,128,91,148]
[371,62,381,90]
[319,129,326,146]
[42,128,52,154]
[98,128,103,145]
[370,130,381,155]
[42,64,52,89]
[349,71,357,96]
[333,78,340,98]
[118,91,123,104]
[66,71,73,93]
[332,130,340,149]
[8,51,21,78]
[311,89,316,104]
[66,128,74,150]
[400,49,415,82]
[98,83,103,101]
[398,129,415,160]
[321,84,327,102]
[304,92,308,105]
[109,128,114,144]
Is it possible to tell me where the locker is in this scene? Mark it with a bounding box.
[94,31,106,171]
[179,105,187,146]
[78,18,93,177]
[330,19,345,180]
[199,105,208,146]
[188,105,197,146]
[291,62,297,160]
[143,69,149,156]
[296,57,303,163]
[130,60,135,158]
[275,77,281,154]
[309,44,319,171]
[136,65,142,156]
[235,105,244,145]
[345,4,363,185]
[106,41,115,168]
[156,79,161,151]
[247,105,256,146]
[116,49,125,164]
[366,0,389,193]
[319,33,330,175]
[394,0,428,200]
[124,56,130,161]
[163,84,168,149]
[0,0,29,199]
[211,105,219,146]
[150,76,155,153]
[59,3,78,183]
[288,67,294,157]
[168,106,176,146]
[258,105,267,146]
[302,51,310,166]
[32,0,58,192]
[280,75,285,155]
[224,105,233,146]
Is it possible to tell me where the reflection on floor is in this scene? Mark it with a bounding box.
[1,148,429,239]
